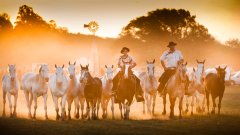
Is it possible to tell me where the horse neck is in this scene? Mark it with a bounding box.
[37,74,46,85]
[175,68,183,84]
[69,74,77,85]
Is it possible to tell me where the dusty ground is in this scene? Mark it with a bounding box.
[0,86,240,135]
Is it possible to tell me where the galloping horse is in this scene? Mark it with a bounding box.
[80,64,102,120]
[101,65,115,119]
[163,61,188,119]
[2,64,19,118]
[185,60,206,115]
[116,62,136,120]
[139,59,158,115]
[205,66,226,115]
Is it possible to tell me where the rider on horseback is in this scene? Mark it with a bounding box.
[112,47,145,102]
[157,41,189,95]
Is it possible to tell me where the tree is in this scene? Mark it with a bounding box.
[0,13,13,31]
[225,38,240,48]
[120,8,213,44]
[15,5,50,29]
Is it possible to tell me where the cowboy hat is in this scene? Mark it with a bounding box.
[120,47,130,53]
[167,41,177,47]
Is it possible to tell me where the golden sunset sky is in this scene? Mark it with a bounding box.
[1,0,240,43]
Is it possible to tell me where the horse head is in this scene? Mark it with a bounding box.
[195,59,205,85]
[146,59,155,77]
[39,64,49,82]
[8,64,16,81]
[177,61,188,82]
[105,65,114,81]
[121,62,131,79]
[216,66,227,82]
[55,64,65,85]
[80,64,89,83]
[68,61,76,79]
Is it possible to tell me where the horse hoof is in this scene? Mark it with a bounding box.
[45,116,49,120]
[185,109,188,114]
[191,112,193,116]
[143,111,146,114]
[179,116,182,119]
[75,114,79,119]
[10,113,13,118]
[162,111,166,115]
[2,112,6,117]
[211,110,215,115]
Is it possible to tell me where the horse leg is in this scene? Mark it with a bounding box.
[169,96,176,119]
[43,94,48,120]
[24,91,32,118]
[179,96,183,119]
[202,95,206,112]
[211,96,216,115]
[13,93,18,117]
[61,95,67,121]
[84,100,90,120]
[191,96,194,116]
[111,97,115,120]
[96,99,100,119]
[105,98,110,118]
[218,96,223,115]
[33,93,37,119]
[162,94,167,115]
[2,91,6,117]
[152,93,156,115]
[53,96,60,120]
[101,97,105,119]
[67,98,73,120]
[126,104,130,120]
[206,92,210,114]
[143,93,147,114]
[185,96,189,114]
[74,97,80,119]
[7,92,13,117]
[119,103,123,119]
[80,98,85,119]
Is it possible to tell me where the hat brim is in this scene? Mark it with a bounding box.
[167,44,177,47]
[121,49,130,53]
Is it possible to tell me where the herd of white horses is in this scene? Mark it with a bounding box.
[1,60,239,120]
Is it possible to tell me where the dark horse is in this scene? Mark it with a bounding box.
[116,63,136,120]
[80,65,102,120]
[205,66,226,115]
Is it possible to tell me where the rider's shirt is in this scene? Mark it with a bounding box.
[118,55,136,68]
[160,50,183,68]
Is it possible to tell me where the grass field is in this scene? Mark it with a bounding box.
[0,86,240,135]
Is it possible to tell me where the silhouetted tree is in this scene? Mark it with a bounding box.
[225,38,240,48]
[15,5,50,29]
[120,8,213,44]
[0,13,13,32]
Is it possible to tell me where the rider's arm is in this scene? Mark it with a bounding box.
[130,62,136,69]
[117,57,122,68]
[177,50,184,63]
[160,51,167,71]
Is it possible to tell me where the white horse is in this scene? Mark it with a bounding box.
[49,64,68,120]
[21,64,49,119]
[185,60,206,115]
[2,64,19,117]
[67,61,80,119]
[101,65,114,119]
[139,59,158,115]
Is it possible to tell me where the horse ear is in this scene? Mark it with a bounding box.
[55,64,57,68]
[74,61,76,65]
[105,65,107,68]
[146,60,149,64]
[62,64,64,68]
[112,65,114,68]
[185,62,188,66]
[193,67,196,72]
[80,64,83,69]
[196,59,199,63]
[68,61,71,65]
[8,64,10,67]
[223,66,227,70]
[153,59,155,63]
[203,59,205,64]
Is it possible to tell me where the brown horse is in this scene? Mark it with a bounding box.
[80,65,102,120]
[117,63,136,120]
[205,66,226,115]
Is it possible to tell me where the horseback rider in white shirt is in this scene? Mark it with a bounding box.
[157,41,185,95]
